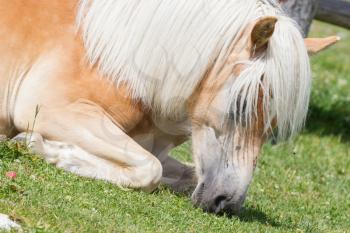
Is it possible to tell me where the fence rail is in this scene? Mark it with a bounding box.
[316,0,350,29]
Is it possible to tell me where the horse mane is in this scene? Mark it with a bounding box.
[77,0,311,140]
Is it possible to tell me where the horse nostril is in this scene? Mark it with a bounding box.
[210,195,232,213]
[214,195,228,207]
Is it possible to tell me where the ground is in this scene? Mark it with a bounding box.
[0,21,349,233]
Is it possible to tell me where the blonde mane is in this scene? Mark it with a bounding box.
[77,0,311,140]
[225,16,311,140]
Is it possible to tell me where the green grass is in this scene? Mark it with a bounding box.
[1,21,350,232]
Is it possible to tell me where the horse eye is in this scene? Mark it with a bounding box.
[228,95,247,126]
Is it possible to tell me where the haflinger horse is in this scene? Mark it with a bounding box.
[0,0,338,214]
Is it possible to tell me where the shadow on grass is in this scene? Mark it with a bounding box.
[237,207,283,228]
[161,186,286,228]
[305,103,350,142]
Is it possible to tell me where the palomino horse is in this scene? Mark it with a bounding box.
[0,0,338,214]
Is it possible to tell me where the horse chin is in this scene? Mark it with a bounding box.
[191,178,250,215]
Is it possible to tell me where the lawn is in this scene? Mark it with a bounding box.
[1,21,349,233]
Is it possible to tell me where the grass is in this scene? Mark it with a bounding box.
[1,21,350,232]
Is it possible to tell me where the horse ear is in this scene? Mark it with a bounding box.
[304,36,340,55]
[251,16,278,52]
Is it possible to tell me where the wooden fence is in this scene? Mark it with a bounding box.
[316,0,350,29]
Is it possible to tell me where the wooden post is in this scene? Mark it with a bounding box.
[280,0,319,36]
[281,0,350,36]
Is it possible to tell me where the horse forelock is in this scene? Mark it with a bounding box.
[225,17,311,141]
[77,0,311,140]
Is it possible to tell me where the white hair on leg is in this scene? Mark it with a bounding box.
[12,132,157,190]
[41,140,131,184]
[0,214,21,231]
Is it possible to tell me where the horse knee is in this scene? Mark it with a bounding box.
[137,158,163,192]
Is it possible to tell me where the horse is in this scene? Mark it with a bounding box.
[0,0,338,214]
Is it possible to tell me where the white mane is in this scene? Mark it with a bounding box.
[225,7,311,140]
[77,0,311,140]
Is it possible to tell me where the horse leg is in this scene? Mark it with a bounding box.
[150,134,197,194]
[13,132,160,191]
[14,101,163,192]
[161,158,197,194]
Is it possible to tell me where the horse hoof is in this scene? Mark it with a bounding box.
[162,167,197,195]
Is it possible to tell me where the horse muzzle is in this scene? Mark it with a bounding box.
[191,181,246,215]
